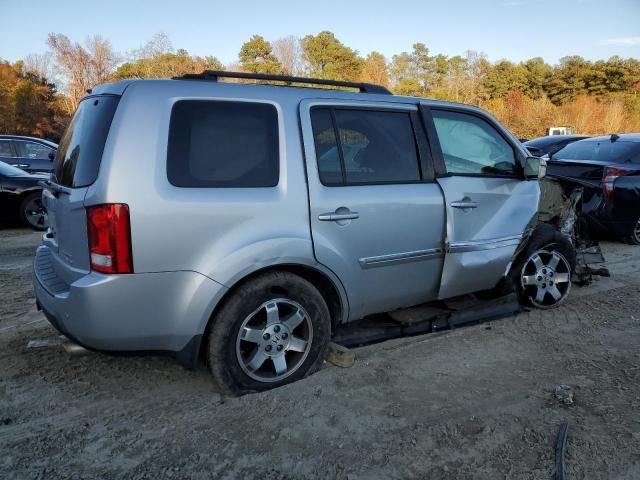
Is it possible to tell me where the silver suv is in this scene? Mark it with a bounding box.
[33,71,574,394]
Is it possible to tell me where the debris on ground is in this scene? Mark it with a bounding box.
[62,339,91,355]
[326,341,355,368]
[554,384,575,406]
[26,338,61,350]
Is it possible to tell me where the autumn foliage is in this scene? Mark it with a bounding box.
[1,31,638,142]
[0,61,69,142]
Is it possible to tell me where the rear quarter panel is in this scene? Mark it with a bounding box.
[86,81,342,306]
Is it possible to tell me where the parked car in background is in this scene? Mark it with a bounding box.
[34,71,574,394]
[0,135,58,174]
[0,161,48,230]
[547,126,573,136]
[524,135,589,158]
[547,134,640,245]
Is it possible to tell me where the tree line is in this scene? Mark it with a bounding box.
[1,30,639,142]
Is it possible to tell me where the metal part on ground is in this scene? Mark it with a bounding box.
[555,421,570,480]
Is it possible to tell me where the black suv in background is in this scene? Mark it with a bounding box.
[547,134,640,244]
[0,135,57,174]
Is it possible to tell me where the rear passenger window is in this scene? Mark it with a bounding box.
[311,108,421,185]
[432,109,517,176]
[167,100,279,187]
[19,142,53,159]
[0,140,14,157]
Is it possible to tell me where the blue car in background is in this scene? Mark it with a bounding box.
[0,135,57,174]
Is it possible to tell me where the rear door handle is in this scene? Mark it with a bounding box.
[318,211,360,221]
[451,201,478,209]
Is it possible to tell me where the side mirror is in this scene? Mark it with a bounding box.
[48,151,55,161]
[523,156,546,179]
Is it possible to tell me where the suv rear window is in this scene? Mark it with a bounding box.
[54,95,119,187]
[167,100,279,188]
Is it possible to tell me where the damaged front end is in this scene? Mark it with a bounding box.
[526,174,610,285]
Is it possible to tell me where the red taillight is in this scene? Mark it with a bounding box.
[603,167,631,202]
[86,204,133,274]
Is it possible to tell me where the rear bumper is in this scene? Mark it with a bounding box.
[33,245,228,354]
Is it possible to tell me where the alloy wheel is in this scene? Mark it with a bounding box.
[235,299,313,383]
[24,197,47,229]
[520,248,571,308]
[633,219,640,244]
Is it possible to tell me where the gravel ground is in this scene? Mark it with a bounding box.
[1,227,639,479]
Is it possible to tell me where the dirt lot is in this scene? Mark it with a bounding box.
[1,228,639,479]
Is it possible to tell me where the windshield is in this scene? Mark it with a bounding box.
[53,95,119,187]
[554,140,640,163]
[0,161,27,177]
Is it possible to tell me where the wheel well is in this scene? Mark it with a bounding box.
[199,264,345,360]
[276,265,344,328]
[511,223,575,274]
[18,189,42,204]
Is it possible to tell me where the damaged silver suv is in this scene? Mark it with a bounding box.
[34,71,575,394]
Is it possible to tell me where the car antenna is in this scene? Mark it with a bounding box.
[610,134,619,142]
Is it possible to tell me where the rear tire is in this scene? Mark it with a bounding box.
[206,271,331,395]
[511,226,575,309]
[19,191,47,231]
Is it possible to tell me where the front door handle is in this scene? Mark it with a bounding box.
[451,200,478,209]
[318,211,360,221]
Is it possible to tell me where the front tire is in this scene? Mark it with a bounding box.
[512,226,575,309]
[207,271,331,395]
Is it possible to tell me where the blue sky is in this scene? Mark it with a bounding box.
[0,0,638,65]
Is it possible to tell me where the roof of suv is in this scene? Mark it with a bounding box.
[90,77,477,111]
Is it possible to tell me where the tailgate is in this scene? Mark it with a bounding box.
[39,94,120,284]
[42,186,91,283]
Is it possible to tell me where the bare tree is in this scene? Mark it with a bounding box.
[86,35,120,84]
[47,33,120,112]
[47,33,92,111]
[131,31,173,60]
[23,52,54,81]
[462,50,490,105]
[272,36,301,76]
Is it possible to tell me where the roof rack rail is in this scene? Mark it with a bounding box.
[175,70,392,95]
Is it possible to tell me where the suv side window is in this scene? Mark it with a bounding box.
[432,109,517,176]
[18,141,54,159]
[167,100,279,188]
[311,108,421,185]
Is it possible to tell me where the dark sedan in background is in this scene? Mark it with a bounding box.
[0,135,57,174]
[0,162,48,230]
[524,135,589,158]
[547,134,640,245]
